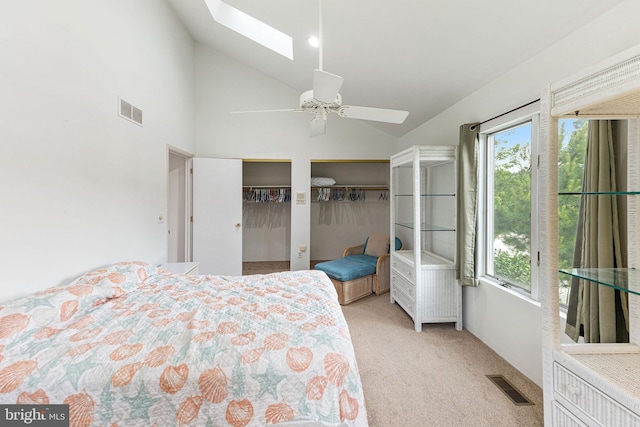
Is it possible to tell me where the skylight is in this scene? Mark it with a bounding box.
[204,0,294,60]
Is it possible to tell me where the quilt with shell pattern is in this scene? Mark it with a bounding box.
[0,262,368,427]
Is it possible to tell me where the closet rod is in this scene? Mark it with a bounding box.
[243,185,291,189]
[312,184,388,190]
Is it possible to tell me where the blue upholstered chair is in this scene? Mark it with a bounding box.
[341,236,402,294]
[315,234,402,304]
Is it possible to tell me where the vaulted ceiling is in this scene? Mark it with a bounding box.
[167,0,624,137]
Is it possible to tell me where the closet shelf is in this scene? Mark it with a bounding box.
[243,185,291,189]
[311,184,388,190]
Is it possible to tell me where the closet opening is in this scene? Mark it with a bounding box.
[310,160,390,266]
[242,160,292,274]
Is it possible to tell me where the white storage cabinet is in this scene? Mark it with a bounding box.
[539,44,640,426]
[390,145,462,332]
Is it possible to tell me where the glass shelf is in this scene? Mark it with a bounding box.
[394,193,455,197]
[395,222,455,232]
[559,191,640,196]
[559,268,640,296]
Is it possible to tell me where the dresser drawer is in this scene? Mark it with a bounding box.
[391,271,415,299]
[391,286,415,318]
[552,401,587,427]
[391,255,414,282]
[554,362,640,426]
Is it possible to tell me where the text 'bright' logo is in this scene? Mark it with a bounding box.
[1,405,69,426]
[5,407,47,423]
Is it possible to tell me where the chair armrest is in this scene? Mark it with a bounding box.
[343,244,365,258]
[374,254,391,295]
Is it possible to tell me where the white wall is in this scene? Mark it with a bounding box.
[194,45,398,270]
[398,0,640,386]
[0,0,195,301]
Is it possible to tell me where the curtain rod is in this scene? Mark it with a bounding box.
[480,98,540,125]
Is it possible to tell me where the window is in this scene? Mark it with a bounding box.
[481,117,538,293]
[479,110,588,304]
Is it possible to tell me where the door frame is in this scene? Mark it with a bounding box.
[167,145,194,262]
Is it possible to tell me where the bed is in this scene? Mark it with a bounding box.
[0,261,368,427]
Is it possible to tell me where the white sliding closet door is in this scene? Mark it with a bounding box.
[192,158,242,275]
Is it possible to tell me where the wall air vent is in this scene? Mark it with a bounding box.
[119,97,143,126]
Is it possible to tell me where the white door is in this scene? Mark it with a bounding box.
[192,158,242,275]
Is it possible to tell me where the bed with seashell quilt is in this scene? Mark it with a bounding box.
[0,261,367,426]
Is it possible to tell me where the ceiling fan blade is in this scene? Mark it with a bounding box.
[339,105,409,124]
[204,0,293,60]
[310,114,326,137]
[313,70,344,103]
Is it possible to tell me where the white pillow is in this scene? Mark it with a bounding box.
[310,177,336,187]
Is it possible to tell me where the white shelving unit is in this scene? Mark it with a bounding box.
[390,145,462,332]
[540,44,640,426]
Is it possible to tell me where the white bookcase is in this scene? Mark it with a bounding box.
[390,145,462,332]
[539,44,640,426]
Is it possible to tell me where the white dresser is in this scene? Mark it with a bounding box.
[391,250,460,331]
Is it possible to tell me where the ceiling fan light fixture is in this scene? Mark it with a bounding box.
[310,114,326,137]
[204,0,294,60]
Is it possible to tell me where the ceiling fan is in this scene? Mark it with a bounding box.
[218,0,409,137]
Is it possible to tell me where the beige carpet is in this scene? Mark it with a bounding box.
[341,294,544,427]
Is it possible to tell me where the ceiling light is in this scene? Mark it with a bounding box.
[204,0,293,60]
[308,36,319,48]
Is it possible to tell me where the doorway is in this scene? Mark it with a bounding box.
[242,160,292,274]
[167,148,192,263]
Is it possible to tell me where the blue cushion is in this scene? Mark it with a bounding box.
[393,237,402,251]
[315,258,376,282]
[345,254,379,269]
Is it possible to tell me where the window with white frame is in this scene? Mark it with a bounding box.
[479,105,539,298]
[479,110,588,305]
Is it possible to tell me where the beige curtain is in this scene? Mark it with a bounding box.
[564,120,629,343]
[457,123,480,286]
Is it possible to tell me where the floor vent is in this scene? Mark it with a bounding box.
[486,375,534,406]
